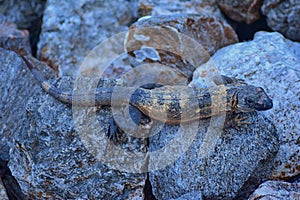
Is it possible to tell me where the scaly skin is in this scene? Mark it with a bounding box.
[21,55,273,125]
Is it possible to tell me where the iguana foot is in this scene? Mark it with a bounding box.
[107,105,142,141]
[224,113,252,130]
[107,117,118,141]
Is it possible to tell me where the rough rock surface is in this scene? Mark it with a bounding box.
[0,49,37,161]
[172,191,203,200]
[127,13,238,79]
[130,13,237,57]
[0,17,55,162]
[192,31,300,180]
[0,181,8,200]
[8,74,147,199]
[262,0,300,41]
[248,180,300,199]
[0,0,45,29]
[217,0,263,24]
[0,157,26,199]
[38,0,136,76]
[0,15,31,55]
[137,0,222,18]
[149,112,278,199]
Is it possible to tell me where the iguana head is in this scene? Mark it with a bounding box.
[234,85,273,112]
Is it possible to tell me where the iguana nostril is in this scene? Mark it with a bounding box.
[265,99,273,109]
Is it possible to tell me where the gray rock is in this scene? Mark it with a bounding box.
[0,15,31,55]
[217,0,263,24]
[149,112,278,199]
[192,31,299,180]
[0,181,8,200]
[0,157,26,199]
[0,16,57,162]
[262,0,300,41]
[171,191,203,200]
[37,0,137,76]
[248,180,300,200]
[0,0,45,29]
[8,74,147,199]
[137,0,222,18]
[0,49,37,161]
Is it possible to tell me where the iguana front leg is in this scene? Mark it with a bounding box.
[107,105,142,141]
[224,113,253,130]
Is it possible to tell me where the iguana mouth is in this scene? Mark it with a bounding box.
[254,98,273,111]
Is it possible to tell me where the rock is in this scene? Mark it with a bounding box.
[149,112,278,199]
[127,13,238,79]
[0,15,31,55]
[0,17,57,162]
[0,180,8,200]
[248,180,300,199]
[0,0,45,29]
[0,50,33,199]
[8,73,147,199]
[37,0,137,76]
[262,0,300,41]
[130,13,238,56]
[192,31,300,180]
[0,158,26,199]
[137,0,222,18]
[171,191,203,200]
[0,49,37,161]
[0,0,45,52]
[217,0,263,24]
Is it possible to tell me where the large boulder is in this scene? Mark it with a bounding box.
[8,75,147,199]
[149,113,278,199]
[192,31,300,180]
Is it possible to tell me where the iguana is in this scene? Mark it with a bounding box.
[21,55,273,137]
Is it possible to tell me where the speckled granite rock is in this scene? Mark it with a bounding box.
[8,74,147,199]
[0,17,56,162]
[149,112,278,199]
[137,0,222,18]
[38,0,136,76]
[0,0,45,29]
[217,0,263,24]
[192,31,299,180]
[262,0,300,41]
[248,180,300,199]
[0,49,36,161]
[172,191,203,200]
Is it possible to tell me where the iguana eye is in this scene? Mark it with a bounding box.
[245,98,254,105]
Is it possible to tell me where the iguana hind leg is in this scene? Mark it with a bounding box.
[107,105,142,141]
[107,83,161,141]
